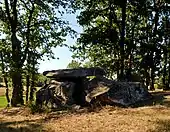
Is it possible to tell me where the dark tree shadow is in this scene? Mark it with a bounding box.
[149,120,170,132]
[0,119,44,132]
[151,91,170,107]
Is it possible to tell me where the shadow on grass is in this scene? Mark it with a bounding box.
[0,107,98,132]
[151,91,170,107]
[150,119,170,132]
[0,119,43,132]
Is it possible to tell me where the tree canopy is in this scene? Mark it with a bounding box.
[0,0,170,107]
[71,0,170,89]
[0,0,76,106]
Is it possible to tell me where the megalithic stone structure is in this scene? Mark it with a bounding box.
[36,67,152,109]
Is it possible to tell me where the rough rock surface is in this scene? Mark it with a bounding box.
[36,68,152,108]
[36,80,76,108]
[86,77,152,107]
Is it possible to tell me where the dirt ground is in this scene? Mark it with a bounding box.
[0,105,170,132]
[0,91,170,132]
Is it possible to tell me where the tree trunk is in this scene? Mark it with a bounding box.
[164,17,170,90]
[127,16,138,81]
[30,73,35,101]
[127,53,133,81]
[150,68,155,90]
[4,0,24,106]
[119,0,127,80]
[4,77,10,107]
[11,34,24,106]
[0,52,10,107]
[145,70,150,90]
[163,49,168,90]
[168,52,170,89]
[11,72,23,106]
[148,0,158,91]
[26,75,30,103]
[30,54,36,101]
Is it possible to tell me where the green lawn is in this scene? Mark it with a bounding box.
[0,95,30,108]
[0,95,7,108]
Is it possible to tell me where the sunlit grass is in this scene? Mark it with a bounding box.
[0,95,7,108]
[0,86,36,108]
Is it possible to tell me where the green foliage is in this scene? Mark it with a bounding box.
[36,74,47,83]
[27,101,43,114]
[72,0,170,88]
[67,60,82,69]
[0,95,7,108]
[0,0,77,105]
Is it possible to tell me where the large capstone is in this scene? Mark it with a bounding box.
[43,67,106,80]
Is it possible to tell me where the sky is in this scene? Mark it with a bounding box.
[38,12,83,73]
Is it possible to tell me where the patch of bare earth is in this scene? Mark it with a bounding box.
[0,105,170,132]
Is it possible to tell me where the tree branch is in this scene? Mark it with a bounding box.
[20,2,35,66]
[4,0,12,26]
[0,7,8,22]
[111,5,121,35]
[12,0,18,32]
[20,0,31,11]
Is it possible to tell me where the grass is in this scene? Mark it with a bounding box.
[0,105,170,132]
[0,87,39,108]
[0,87,10,108]
[0,91,169,131]
[0,96,7,108]
[0,88,170,131]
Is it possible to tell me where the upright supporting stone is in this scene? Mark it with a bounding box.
[71,77,86,105]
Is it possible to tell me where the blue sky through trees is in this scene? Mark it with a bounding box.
[38,11,82,73]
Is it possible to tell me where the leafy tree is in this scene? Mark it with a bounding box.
[0,39,10,106]
[0,0,76,106]
[72,0,170,90]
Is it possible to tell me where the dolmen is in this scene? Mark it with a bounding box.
[36,67,152,108]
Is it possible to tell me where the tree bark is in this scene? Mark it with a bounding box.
[168,59,170,89]
[119,0,127,80]
[144,70,150,90]
[163,48,168,90]
[11,72,23,106]
[168,49,170,89]
[29,53,36,101]
[0,52,10,107]
[165,17,170,90]
[11,34,24,106]
[30,73,35,101]
[148,0,159,91]
[150,68,155,90]
[26,75,30,102]
[4,0,24,106]
[4,77,10,107]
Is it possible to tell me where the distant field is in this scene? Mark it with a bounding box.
[0,88,5,96]
[0,88,8,108]
[0,96,6,108]
[0,87,39,108]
